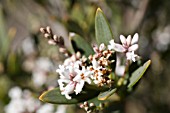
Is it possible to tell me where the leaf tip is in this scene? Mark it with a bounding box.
[98,97,106,101]
[69,32,76,38]
[96,8,102,13]
[39,91,47,102]
[145,60,151,68]
[148,60,151,64]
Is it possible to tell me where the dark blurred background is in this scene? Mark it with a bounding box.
[0,0,170,113]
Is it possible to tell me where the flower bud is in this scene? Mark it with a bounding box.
[46,26,52,34]
[40,27,46,33]
[48,40,56,45]
[44,33,51,38]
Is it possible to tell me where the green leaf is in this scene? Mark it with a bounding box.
[85,83,109,92]
[39,88,99,104]
[98,88,117,100]
[95,8,113,45]
[128,60,151,88]
[0,5,9,58]
[70,33,94,56]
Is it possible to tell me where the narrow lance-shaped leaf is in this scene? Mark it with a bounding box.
[128,60,151,88]
[70,32,94,56]
[0,6,9,57]
[39,88,99,104]
[98,88,117,101]
[95,8,113,45]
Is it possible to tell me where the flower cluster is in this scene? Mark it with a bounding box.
[5,87,40,113]
[88,44,113,86]
[56,33,140,99]
[57,60,92,99]
[5,87,67,113]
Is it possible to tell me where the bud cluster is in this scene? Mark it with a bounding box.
[40,26,70,56]
[80,102,97,113]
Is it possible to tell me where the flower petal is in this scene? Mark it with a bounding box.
[99,43,106,51]
[65,94,72,100]
[108,40,115,50]
[74,81,84,95]
[63,82,75,95]
[92,59,99,69]
[131,33,139,45]
[126,35,132,46]
[73,74,81,82]
[128,44,138,51]
[126,51,138,62]
[84,77,91,84]
[113,43,126,52]
[120,35,126,45]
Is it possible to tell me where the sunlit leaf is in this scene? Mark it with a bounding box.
[95,8,113,45]
[128,60,151,88]
[39,88,99,104]
[98,88,117,100]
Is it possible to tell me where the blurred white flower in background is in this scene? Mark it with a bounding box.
[153,25,170,52]
[5,87,65,113]
[36,104,54,113]
[21,37,36,56]
[32,57,54,87]
[55,105,67,113]
[5,87,41,113]
[8,87,22,99]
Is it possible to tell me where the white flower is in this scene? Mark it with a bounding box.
[55,105,67,113]
[8,86,22,99]
[73,67,92,94]
[33,71,47,87]
[126,51,138,62]
[57,61,92,99]
[36,104,54,113]
[90,58,105,85]
[32,57,53,87]
[21,37,36,56]
[5,87,41,113]
[5,98,25,113]
[108,33,139,52]
[23,90,40,112]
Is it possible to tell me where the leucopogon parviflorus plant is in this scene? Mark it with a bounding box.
[39,8,151,113]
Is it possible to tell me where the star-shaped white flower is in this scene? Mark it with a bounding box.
[89,58,105,85]
[108,33,139,53]
[126,51,138,62]
[57,61,92,99]
[73,67,92,94]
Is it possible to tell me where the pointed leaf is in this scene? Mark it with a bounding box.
[95,8,113,45]
[128,60,151,88]
[70,33,94,56]
[39,88,99,104]
[98,88,117,100]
